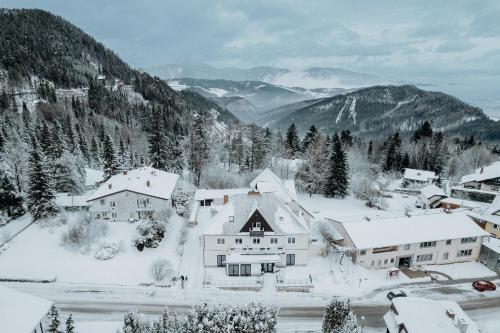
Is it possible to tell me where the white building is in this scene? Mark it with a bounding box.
[190,188,252,224]
[417,184,448,209]
[329,212,489,269]
[384,297,479,333]
[55,192,90,211]
[461,161,500,192]
[86,167,180,222]
[403,168,437,187]
[0,284,53,333]
[203,191,310,276]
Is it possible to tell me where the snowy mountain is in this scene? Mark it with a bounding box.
[267,85,500,140]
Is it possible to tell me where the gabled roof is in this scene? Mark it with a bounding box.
[420,184,447,199]
[194,188,252,201]
[338,212,489,249]
[461,161,500,184]
[0,284,53,333]
[85,168,104,187]
[250,168,297,202]
[403,168,436,182]
[55,192,90,207]
[204,193,309,235]
[87,166,180,201]
[385,297,479,333]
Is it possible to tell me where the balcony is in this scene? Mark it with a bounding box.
[249,228,264,237]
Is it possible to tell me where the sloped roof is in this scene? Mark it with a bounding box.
[461,161,500,184]
[420,184,447,199]
[87,166,180,201]
[250,168,297,202]
[340,212,489,249]
[85,168,104,187]
[205,193,309,235]
[0,284,53,333]
[55,192,90,207]
[403,168,436,182]
[194,188,252,201]
[385,297,479,333]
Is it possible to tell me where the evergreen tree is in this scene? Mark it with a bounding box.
[340,130,353,147]
[285,123,300,158]
[0,88,9,111]
[412,121,433,141]
[322,300,360,333]
[102,134,118,180]
[118,138,130,171]
[50,121,67,160]
[302,125,318,152]
[0,173,24,217]
[148,105,170,171]
[65,314,75,333]
[188,112,210,186]
[367,140,373,161]
[324,134,349,198]
[47,305,61,333]
[27,139,58,221]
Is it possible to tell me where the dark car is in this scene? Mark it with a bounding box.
[387,290,407,300]
[472,280,497,292]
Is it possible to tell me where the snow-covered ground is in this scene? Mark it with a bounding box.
[0,214,33,246]
[423,262,497,280]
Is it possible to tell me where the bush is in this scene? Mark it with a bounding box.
[134,219,167,249]
[322,299,360,333]
[61,214,108,249]
[94,241,123,260]
[149,259,174,282]
[172,192,193,217]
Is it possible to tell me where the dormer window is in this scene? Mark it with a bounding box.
[279,216,284,222]
[229,216,234,222]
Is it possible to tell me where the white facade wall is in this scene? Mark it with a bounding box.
[355,237,485,269]
[88,190,172,222]
[203,233,309,267]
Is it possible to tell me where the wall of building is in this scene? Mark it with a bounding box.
[355,237,485,269]
[203,233,309,267]
[89,191,171,221]
[485,221,500,238]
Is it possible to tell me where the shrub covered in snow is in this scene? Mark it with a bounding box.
[322,299,360,333]
[134,219,167,250]
[94,241,123,260]
[172,191,193,217]
[121,303,278,333]
[61,214,108,250]
[149,258,174,282]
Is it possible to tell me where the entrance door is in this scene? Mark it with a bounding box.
[286,254,295,266]
[398,256,411,267]
[217,255,226,267]
[261,263,274,273]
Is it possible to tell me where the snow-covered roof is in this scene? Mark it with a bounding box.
[338,212,489,249]
[87,167,180,202]
[420,184,447,199]
[225,253,281,264]
[0,284,53,333]
[461,161,500,184]
[403,168,436,182]
[85,168,104,187]
[55,192,90,207]
[440,197,489,210]
[205,192,309,235]
[483,236,500,254]
[384,297,479,333]
[194,188,252,201]
[249,168,297,202]
[466,198,500,226]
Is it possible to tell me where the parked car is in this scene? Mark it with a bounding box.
[387,290,407,300]
[472,280,497,292]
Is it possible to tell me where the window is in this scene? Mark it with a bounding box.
[112,213,117,219]
[241,264,251,276]
[390,258,395,263]
[371,261,375,266]
[253,238,260,244]
[228,264,239,276]
[443,252,449,260]
[270,238,278,244]
[461,237,477,244]
[416,254,433,262]
[110,201,116,207]
[420,241,436,248]
[252,221,261,229]
[235,238,242,244]
[404,244,411,250]
[279,216,284,222]
[217,255,226,267]
[377,260,381,266]
[493,224,499,230]
[360,249,366,255]
[446,239,452,245]
[217,238,225,245]
[384,259,388,264]
[229,216,234,222]
[457,249,473,257]
[286,254,295,266]
[100,199,105,205]
[288,237,296,244]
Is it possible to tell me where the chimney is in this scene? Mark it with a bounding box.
[248,190,260,196]
[123,170,128,175]
[446,308,456,320]
[223,195,229,204]
[108,183,112,190]
[146,180,151,187]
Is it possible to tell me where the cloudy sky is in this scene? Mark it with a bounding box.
[3,0,500,114]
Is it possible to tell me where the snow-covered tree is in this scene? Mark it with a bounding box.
[122,309,151,333]
[102,133,118,180]
[47,305,61,333]
[324,134,349,198]
[53,151,86,194]
[27,139,58,221]
[65,314,75,333]
[285,123,300,158]
[322,299,360,333]
[188,112,210,186]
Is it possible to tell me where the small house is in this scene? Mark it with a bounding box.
[417,184,447,209]
[402,168,437,187]
[460,161,500,192]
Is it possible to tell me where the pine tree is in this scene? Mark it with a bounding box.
[148,105,170,171]
[302,125,318,152]
[0,88,9,111]
[188,112,210,186]
[285,123,300,159]
[322,299,359,333]
[27,139,58,221]
[367,140,373,161]
[102,134,118,180]
[324,134,349,198]
[65,314,75,333]
[0,173,24,217]
[47,305,61,333]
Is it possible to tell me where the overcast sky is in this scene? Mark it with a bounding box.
[2,0,500,113]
